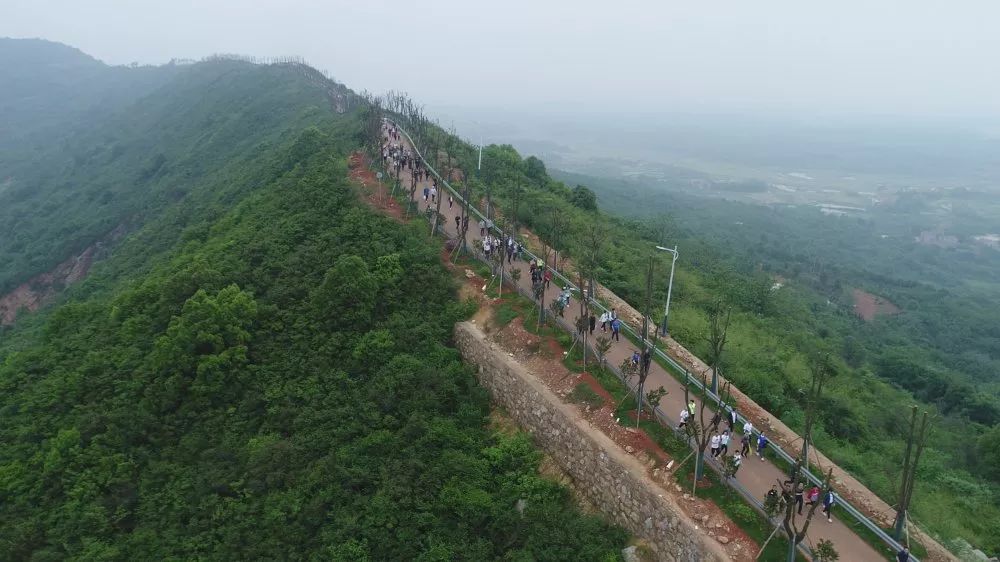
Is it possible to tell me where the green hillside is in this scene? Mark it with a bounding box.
[0,40,343,295]
[0,45,626,559]
[0,38,180,150]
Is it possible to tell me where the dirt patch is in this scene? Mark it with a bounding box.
[348,151,405,222]
[852,288,901,321]
[577,372,614,402]
[0,224,126,326]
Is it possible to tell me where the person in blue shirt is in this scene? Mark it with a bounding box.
[756,433,769,461]
[822,490,836,522]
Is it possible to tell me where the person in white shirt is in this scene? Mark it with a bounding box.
[743,420,753,437]
[720,430,731,455]
[732,451,743,476]
[710,432,721,457]
[678,408,690,430]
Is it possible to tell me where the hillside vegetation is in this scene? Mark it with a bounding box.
[0,45,626,560]
[397,118,1000,554]
[0,38,340,296]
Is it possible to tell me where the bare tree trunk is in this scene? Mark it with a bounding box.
[755,524,782,560]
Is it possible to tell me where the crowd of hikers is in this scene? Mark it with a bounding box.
[675,397,841,522]
[380,121,848,532]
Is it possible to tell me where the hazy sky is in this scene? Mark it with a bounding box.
[4,0,1000,118]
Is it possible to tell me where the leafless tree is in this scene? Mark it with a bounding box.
[704,300,732,395]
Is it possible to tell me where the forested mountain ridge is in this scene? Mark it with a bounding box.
[0,39,349,300]
[0,44,627,559]
[0,38,180,150]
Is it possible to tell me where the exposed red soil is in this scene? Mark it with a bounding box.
[577,372,614,402]
[0,247,95,324]
[348,151,405,222]
[0,223,126,325]
[852,288,901,321]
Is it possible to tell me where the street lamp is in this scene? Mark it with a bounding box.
[655,245,679,336]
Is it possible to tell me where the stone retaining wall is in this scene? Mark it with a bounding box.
[454,321,729,562]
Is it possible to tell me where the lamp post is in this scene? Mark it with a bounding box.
[655,245,678,336]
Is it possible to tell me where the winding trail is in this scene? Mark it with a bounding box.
[382,124,890,562]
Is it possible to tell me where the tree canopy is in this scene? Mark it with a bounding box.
[0,53,627,560]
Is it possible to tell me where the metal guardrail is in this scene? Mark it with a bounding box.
[387,120,911,560]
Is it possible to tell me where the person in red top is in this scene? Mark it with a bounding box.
[806,486,820,509]
[543,268,552,290]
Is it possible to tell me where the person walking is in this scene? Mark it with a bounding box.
[732,451,743,475]
[897,548,910,562]
[742,420,753,439]
[454,215,461,232]
[727,405,738,431]
[641,348,651,373]
[740,432,752,456]
[794,483,805,515]
[678,407,690,430]
[631,350,641,370]
[599,310,609,332]
[588,313,596,335]
[480,220,486,237]
[766,485,780,507]
[806,486,820,509]
[557,288,569,317]
[710,432,721,457]
[611,317,622,342]
[448,195,453,209]
[430,185,437,203]
[822,490,835,522]
[543,268,552,290]
[720,430,730,455]
[711,410,722,429]
[423,185,430,202]
[687,399,697,417]
[757,433,769,461]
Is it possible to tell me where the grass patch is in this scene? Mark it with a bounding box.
[568,383,604,409]
[590,366,630,404]
[494,303,519,327]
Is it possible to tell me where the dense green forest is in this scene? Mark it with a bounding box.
[391,119,999,553]
[0,42,626,560]
[0,39,339,295]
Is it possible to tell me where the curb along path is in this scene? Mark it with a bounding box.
[382,121,896,562]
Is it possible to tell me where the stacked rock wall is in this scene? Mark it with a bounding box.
[454,322,728,562]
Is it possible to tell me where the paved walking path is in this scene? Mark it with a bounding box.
[381,125,886,562]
